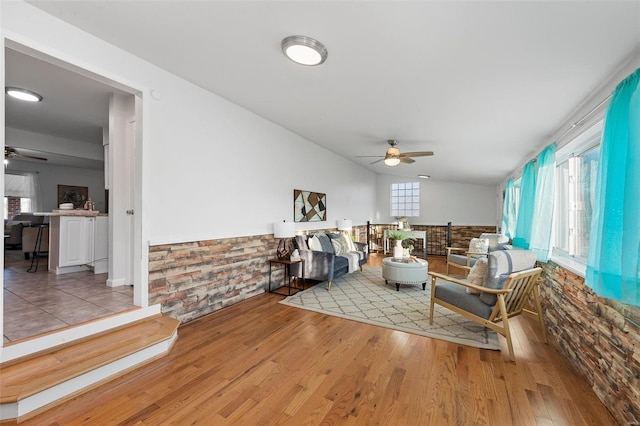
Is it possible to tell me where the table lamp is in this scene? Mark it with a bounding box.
[273,221,296,259]
[337,219,352,236]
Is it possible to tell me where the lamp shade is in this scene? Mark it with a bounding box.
[337,219,352,231]
[273,221,295,238]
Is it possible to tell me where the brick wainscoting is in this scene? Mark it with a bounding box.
[448,225,497,249]
[148,235,277,323]
[539,261,640,425]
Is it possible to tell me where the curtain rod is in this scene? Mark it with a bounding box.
[554,93,612,142]
[509,93,611,182]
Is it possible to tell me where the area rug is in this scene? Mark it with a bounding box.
[280,266,500,350]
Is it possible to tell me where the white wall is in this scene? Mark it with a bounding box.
[1,1,377,246]
[375,173,498,226]
[5,161,105,213]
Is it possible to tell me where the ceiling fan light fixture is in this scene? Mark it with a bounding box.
[384,155,401,166]
[386,147,400,156]
[5,86,43,102]
[281,35,328,66]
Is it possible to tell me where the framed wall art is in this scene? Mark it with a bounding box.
[58,185,88,209]
[294,189,326,222]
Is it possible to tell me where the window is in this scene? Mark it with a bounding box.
[4,172,39,219]
[4,197,32,220]
[554,121,602,262]
[391,182,419,217]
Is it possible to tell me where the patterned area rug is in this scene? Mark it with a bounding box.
[280,266,500,350]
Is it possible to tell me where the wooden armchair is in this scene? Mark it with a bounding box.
[446,233,509,276]
[430,250,547,362]
[445,246,488,276]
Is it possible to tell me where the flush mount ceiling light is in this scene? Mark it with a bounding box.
[418,174,431,179]
[281,35,328,66]
[5,87,43,102]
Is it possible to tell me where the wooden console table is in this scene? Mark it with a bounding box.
[383,230,427,259]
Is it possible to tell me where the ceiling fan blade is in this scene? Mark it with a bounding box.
[399,157,415,164]
[369,158,385,165]
[5,148,48,161]
[16,153,48,161]
[355,155,384,158]
[400,151,434,158]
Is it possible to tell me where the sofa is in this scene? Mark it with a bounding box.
[4,214,45,249]
[292,232,368,290]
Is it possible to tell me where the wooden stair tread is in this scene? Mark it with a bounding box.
[0,315,179,404]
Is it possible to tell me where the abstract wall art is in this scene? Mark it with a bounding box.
[294,189,327,222]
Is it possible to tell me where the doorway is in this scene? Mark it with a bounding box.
[2,44,140,343]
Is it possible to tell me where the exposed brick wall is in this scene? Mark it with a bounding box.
[6,196,22,219]
[539,261,640,425]
[148,234,279,323]
[148,227,361,323]
[367,224,497,256]
[448,225,497,249]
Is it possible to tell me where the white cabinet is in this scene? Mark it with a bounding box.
[49,215,109,275]
[59,216,92,267]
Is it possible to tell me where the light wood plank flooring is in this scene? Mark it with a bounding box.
[21,254,616,425]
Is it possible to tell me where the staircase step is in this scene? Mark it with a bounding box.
[0,314,179,422]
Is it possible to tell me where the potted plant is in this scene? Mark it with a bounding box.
[387,230,414,259]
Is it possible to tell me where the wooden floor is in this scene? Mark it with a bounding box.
[22,255,616,425]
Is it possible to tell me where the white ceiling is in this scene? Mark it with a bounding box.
[20,1,640,184]
[5,48,117,169]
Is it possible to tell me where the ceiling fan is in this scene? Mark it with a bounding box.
[4,147,48,162]
[357,140,434,166]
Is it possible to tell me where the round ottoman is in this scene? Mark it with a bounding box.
[382,257,429,291]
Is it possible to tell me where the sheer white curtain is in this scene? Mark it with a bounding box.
[4,172,42,212]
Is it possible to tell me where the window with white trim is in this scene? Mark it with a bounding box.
[553,120,602,261]
[391,182,419,217]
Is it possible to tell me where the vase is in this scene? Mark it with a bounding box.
[394,240,404,260]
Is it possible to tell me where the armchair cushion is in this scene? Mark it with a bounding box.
[434,281,493,319]
[448,254,479,269]
[480,250,537,305]
[479,233,510,251]
[469,238,489,254]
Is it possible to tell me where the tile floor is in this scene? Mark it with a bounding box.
[3,249,134,343]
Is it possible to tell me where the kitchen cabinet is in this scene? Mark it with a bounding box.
[49,215,108,275]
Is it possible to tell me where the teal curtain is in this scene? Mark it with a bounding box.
[500,178,517,239]
[512,160,537,249]
[586,68,640,306]
[529,143,556,261]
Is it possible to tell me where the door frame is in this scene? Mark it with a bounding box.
[1,38,152,360]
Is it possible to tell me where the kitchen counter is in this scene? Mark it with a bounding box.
[35,210,104,217]
[51,209,101,216]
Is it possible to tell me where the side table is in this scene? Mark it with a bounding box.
[268,258,305,296]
